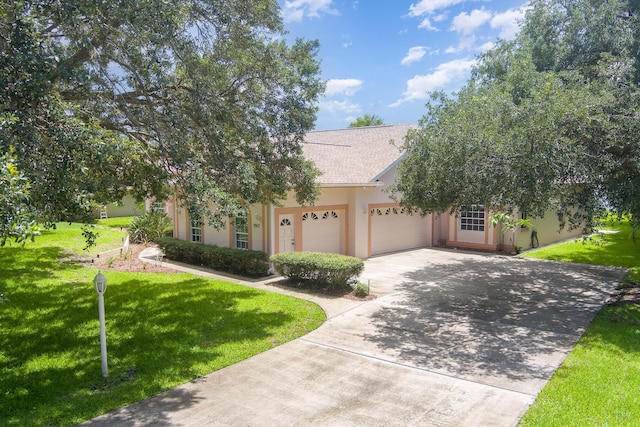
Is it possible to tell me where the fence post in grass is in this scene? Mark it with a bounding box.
[93,271,108,378]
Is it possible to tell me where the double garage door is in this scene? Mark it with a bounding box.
[278,206,430,257]
[370,207,431,256]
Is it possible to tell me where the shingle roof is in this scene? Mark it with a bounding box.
[301,124,415,185]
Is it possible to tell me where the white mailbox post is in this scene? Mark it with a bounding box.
[93,271,108,378]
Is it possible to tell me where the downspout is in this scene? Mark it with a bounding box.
[269,202,275,256]
[268,201,276,275]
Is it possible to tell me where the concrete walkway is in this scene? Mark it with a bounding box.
[82,247,626,426]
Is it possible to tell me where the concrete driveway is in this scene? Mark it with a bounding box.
[83,248,626,426]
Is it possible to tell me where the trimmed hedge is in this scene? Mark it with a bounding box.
[270,252,364,289]
[155,237,270,277]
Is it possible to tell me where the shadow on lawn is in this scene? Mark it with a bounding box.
[0,246,81,281]
[360,251,627,385]
[1,274,297,426]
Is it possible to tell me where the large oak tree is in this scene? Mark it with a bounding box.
[393,0,640,232]
[0,0,324,241]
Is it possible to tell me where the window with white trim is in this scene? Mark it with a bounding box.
[234,210,249,250]
[459,205,485,232]
[190,215,202,242]
[151,201,166,213]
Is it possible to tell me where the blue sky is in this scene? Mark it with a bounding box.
[278,0,529,130]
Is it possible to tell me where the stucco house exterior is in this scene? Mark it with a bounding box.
[95,194,144,219]
[155,124,582,259]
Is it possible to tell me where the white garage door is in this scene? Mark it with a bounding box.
[370,207,431,256]
[302,210,345,254]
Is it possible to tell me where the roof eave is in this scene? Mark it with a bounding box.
[319,182,384,188]
[370,152,406,183]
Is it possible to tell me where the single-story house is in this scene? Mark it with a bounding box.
[156,124,582,258]
[95,194,144,219]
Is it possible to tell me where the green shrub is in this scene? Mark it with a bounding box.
[352,282,370,297]
[129,211,172,243]
[270,252,364,289]
[156,237,269,277]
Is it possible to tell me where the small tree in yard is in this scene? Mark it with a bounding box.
[489,212,533,253]
[128,211,172,244]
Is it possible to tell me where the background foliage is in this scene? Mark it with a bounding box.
[0,0,324,238]
[393,0,640,231]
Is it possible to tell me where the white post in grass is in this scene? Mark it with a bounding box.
[93,271,108,378]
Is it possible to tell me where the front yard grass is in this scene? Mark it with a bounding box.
[518,219,640,426]
[95,215,135,230]
[0,222,325,426]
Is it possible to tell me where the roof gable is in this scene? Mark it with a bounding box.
[301,124,414,185]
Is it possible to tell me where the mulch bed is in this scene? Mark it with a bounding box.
[87,243,178,273]
[274,278,376,301]
[607,282,640,306]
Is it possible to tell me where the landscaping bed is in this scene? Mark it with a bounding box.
[273,277,376,301]
[87,243,177,274]
[607,281,640,306]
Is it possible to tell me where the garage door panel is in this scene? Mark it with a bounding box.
[371,207,430,256]
[302,210,344,254]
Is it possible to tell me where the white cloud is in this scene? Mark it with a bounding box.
[418,17,437,31]
[389,58,476,107]
[444,36,476,54]
[320,99,361,114]
[344,115,359,124]
[324,79,363,97]
[433,13,447,22]
[401,46,428,66]
[408,1,462,32]
[479,41,496,52]
[341,34,353,48]
[408,0,463,17]
[282,0,339,23]
[490,7,527,40]
[450,8,492,35]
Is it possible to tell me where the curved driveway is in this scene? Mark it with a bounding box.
[83,248,626,426]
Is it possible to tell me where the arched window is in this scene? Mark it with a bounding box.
[280,218,291,226]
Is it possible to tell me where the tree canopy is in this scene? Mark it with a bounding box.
[392,0,640,231]
[0,0,324,243]
[0,150,39,246]
[348,114,384,127]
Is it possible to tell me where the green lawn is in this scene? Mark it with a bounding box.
[519,219,640,426]
[95,216,135,230]
[0,223,325,426]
